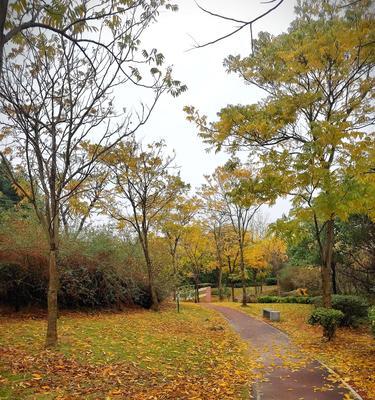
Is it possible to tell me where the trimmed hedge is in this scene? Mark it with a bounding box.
[313,295,369,327]
[265,277,278,286]
[211,287,230,297]
[257,295,313,304]
[309,307,344,340]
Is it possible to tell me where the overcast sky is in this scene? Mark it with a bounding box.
[129,0,298,221]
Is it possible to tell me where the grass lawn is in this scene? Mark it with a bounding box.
[0,303,255,400]
[221,301,375,400]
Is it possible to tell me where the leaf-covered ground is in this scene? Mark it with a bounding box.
[222,302,374,400]
[0,303,257,399]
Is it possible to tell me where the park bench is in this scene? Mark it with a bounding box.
[263,309,281,321]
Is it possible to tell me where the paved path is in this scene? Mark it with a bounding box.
[206,304,359,400]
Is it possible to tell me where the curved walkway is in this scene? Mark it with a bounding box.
[206,304,360,400]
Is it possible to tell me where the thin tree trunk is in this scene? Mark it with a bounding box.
[239,241,247,306]
[218,267,223,301]
[322,218,334,308]
[172,250,177,301]
[231,283,235,302]
[45,248,58,347]
[331,260,337,294]
[0,0,9,72]
[194,280,199,303]
[214,231,224,301]
[253,269,258,295]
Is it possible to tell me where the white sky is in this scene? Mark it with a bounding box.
[132,0,297,221]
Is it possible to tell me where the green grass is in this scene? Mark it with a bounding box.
[0,304,254,399]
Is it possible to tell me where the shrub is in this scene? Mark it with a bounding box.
[0,212,171,310]
[265,277,278,286]
[313,295,369,327]
[308,307,344,340]
[257,295,279,303]
[257,295,313,304]
[0,263,47,309]
[369,306,375,337]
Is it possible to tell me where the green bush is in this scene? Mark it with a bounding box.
[265,277,278,286]
[308,307,344,340]
[313,295,369,327]
[257,295,279,303]
[369,306,375,337]
[257,295,313,304]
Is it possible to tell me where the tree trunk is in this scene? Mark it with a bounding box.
[0,0,9,72]
[231,283,235,302]
[239,242,247,306]
[142,235,159,311]
[217,267,223,301]
[172,250,177,301]
[321,218,334,308]
[45,248,58,348]
[194,280,199,303]
[253,269,258,295]
[147,260,159,311]
[331,260,337,294]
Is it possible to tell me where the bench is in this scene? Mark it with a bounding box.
[263,309,281,321]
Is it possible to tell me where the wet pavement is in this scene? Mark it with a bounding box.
[206,304,359,400]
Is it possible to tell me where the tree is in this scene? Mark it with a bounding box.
[245,236,287,293]
[221,224,240,301]
[199,181,228,300]
[181,223,213,303]
[186,0,375,307]
[202,160,264,306]
[103,138,187,311]
[159,194,200,299]
[0,0,179,72]
[0,2,184,347]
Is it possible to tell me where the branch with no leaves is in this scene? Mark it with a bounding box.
[191,0,285,50]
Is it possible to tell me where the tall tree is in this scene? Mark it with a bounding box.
[221,224,240,301]
[160,195,200,298]
[186,0,374,307]
[199,179,229,300]
[103,138,187,311]
[0,3,184,347]
[202,160,264,306]
[181,223,213,303]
